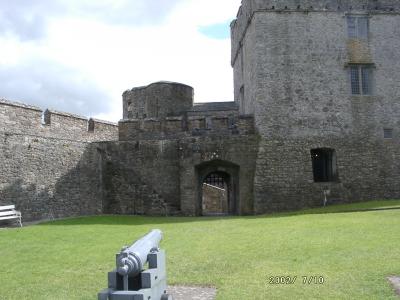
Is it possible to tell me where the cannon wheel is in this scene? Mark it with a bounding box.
[161,294,173,300]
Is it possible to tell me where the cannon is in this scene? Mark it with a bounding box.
[98,229,173,300]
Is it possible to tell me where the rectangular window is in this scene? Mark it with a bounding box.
[350,65,372,95]
[311,149,338,182]
[361,67,371,95]
[347,16,369,39]
[350,66,360,94]
[239,85,244,113]
[384,128,393,139]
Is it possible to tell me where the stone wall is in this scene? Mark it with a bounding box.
[98,133,258,216]
[119,115,254,141]
[0,99,118,142]
[254,136,400,212]
[123,82,194,119]
[188,102,239,117]
[232,0,400,63]
[0,99,117,221]
[0,133,102,221]
[231,1,400,213]
[96,140,182,216]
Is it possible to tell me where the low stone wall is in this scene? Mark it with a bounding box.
[0,132,102,221]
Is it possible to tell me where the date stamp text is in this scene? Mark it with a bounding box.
[268,276,325,285]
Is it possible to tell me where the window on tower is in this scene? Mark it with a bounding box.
[384,128,393,139]
[311,148,338,182]
[350,65,373,95]
[347,15,369,39]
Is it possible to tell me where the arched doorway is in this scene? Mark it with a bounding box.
[196,160,239,216]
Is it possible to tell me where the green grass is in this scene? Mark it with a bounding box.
[0,200,400,300]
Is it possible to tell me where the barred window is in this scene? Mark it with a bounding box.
[204,173,225,188]
[347,16,369,39]
[350,65,372,95]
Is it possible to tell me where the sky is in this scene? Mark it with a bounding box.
[0,0,242,122]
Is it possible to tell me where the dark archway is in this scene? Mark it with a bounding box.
[195,160,239,216]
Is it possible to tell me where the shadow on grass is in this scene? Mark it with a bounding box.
[38,200,400,226]
[38,214,233,226]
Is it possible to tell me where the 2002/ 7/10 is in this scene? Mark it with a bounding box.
[268,276,325,285]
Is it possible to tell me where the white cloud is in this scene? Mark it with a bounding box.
[0,57,112,116]
[0,0,243,122]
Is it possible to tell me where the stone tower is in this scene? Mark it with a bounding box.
[122,82,193,120]
[231,0,400,211]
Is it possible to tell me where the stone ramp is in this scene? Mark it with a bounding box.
[168,286,217,300]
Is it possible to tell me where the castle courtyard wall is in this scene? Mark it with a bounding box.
[0,99,117,221]
[2,0,400,220]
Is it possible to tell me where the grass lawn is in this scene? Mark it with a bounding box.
[0,200,400,300]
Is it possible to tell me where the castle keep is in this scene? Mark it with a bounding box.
[1,0,400,221]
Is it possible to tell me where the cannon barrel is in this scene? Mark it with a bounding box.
[116,229,163,277]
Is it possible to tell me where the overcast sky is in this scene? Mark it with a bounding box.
[0,0,242,121]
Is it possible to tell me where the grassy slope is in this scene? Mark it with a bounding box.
[0,200,399,300]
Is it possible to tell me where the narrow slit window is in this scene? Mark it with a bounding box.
[206,117,212,130]
[350,66,360,95]
[88,119,95,132]
[41,109,51,125]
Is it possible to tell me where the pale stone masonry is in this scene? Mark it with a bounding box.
[231,0,400,212]
[0,0,399,221]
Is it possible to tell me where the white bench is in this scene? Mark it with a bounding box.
[0,205,22,227]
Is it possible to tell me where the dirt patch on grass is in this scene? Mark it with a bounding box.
[168,285,216,300]
[388,276,400,296]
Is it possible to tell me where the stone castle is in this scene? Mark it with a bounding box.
[1,0,400,221]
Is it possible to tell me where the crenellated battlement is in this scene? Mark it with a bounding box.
[118,114,255,141]
[118,82,252,141]
[0,98,118,142]
[231,0,400,65]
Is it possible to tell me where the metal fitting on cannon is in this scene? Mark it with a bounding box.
[116,229,162,278]
[116,251,141,276]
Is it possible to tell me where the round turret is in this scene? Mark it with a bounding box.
[123,81,194,119]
